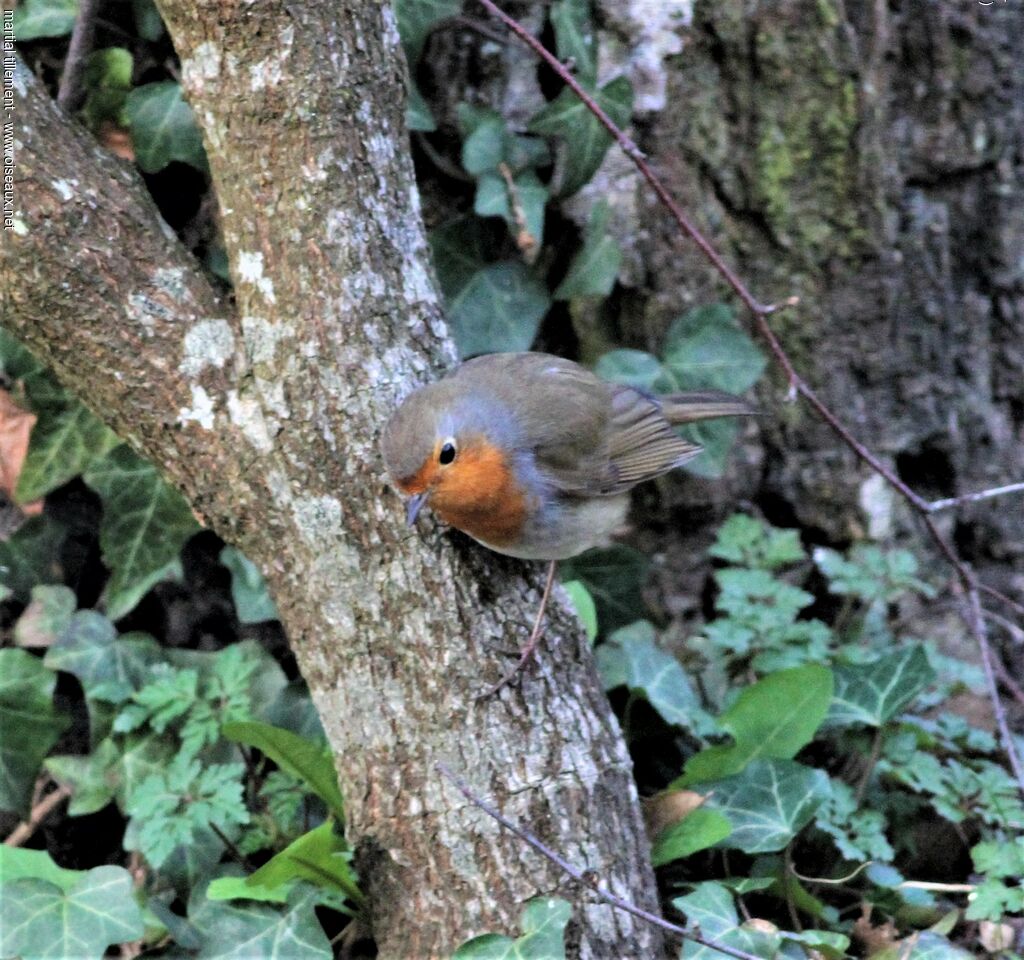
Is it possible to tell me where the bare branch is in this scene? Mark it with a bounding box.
[926,482,1024,513]
[3,783,72,848]
[57,0,102,112]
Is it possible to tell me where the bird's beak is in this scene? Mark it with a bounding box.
[406,492,429,527]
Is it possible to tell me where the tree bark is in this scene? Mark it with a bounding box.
[1,4,662,957]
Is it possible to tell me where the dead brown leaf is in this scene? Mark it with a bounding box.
[0,388,42,515]
[642,788,708,839]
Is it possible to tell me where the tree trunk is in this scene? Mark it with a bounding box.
[1,2,663,955]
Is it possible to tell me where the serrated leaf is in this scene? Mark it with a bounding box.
[446,262,549,358]
[597,621,716,735]
[823,645,934,729]
[395,0,462,65]
[44,739,119,816]
[560,545,648,634]
[0,649,70,816]
[83,444,200,619]
[562,580,597,642]
[453,897,571,959]
[0,847,82,892]
[651,808,732,867]
[187,885,332,960]
[220,546,279,624]
[12,0,78,40]
[474,169,548,251]
[222,720,344,820]
[0,866,144,960]
[709,514,805,570]
[594,349,663,391]
[245,820,361,903]
[702,759,831,854]
[555,200,621,299]
[125,81,207,174]
[550,0,596,86]
[529,76,633,196]
[13,585,76,648]
[679,665,834,785]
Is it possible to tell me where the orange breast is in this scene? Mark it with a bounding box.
[430,441,529,548]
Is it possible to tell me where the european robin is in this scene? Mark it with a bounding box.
[382,351,754,560]
[383,351,754,693]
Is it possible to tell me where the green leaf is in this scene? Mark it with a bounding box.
[206,876,291,903]
[188,884,332,960]
[560,545,648,633]
[679,665,834,785]
[597,621,717,735]
[222,720,344,820]
[395,0,462,65]
[0,649,70,816]
[662,304,767,395]
[0,514,67,602]
[871,932,974,960]
[81,47,134,131]
[12,0,78,40]
[529,77,633,196]
[220,546,279,624]
[0,866,144,960]
[453,897,571,959]
[780,929,851,959]
[446,262,549,358]
[702,759,831,854]
[562,580,597,642]
[651,808,732,867]
[83,444,200,619]
[44,610,161,698]
[0,847,82,892]
[674,882,781,960]
[595,349,663,392]
[132,0,164,41]
[246,821,361,903]
[125,81,207,174]
[429,216,490,300]
[474,169,548,251]
[815,779,893,862]
[815,544,936,603]
[44,739,120,816]
[555,200,621,300]
[13,585,76,648]
[550,0,596,86]
[406,81,436,132]
[709,515,805,570]
[823,645,935,729]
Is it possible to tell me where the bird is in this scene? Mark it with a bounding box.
[382,351,754,691]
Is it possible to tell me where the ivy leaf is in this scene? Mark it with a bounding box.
[709,514,805,570]
[529,76,633,196]
[0,649,70,816]
[662,304,766,394]
[702,759,831,854]
[550,0,597,86]
[453,897,571,959]
[562,580,597,642]
[125,81,207,174]
[650,808,733,867]
[220,546,279,624]
[554,200,621,300]
[395,0,462,65]
[561,545,649,634]
[679,665,834,785]
[13,585,76,648]
[823,645,935,729]
[406,82,436,132]
[0,866,144,960]
[44,739,120,817]
[187,883,332,960]
[446,262,549,358]
[0,846,82,891]
[132,0,164,41]
[595,349,663,391]
[245,821,361,904]
[12,0,78,40]
[0,514,68,602]
[83,444,200,620]
[597,621,717,735]
[429,216,490,301]
[15,401,119,504]
[222,720,344,821]
[674,882,781,960]
[206,875,291,904]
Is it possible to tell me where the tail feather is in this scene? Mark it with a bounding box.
[659,390,757,425]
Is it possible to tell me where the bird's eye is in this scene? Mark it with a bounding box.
[439,441,457,465]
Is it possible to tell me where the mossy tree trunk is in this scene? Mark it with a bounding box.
[1,2,663,956]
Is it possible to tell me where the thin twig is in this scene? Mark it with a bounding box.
[980,584,1024,623]
[436,763,765,960]
[992,658,1024,710]
[854,727,884,806]
[209,822,253,869]
[57,0,103,113]
[3,784,72,847]
[474,0,1024,798]
[926,481,1024,513]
